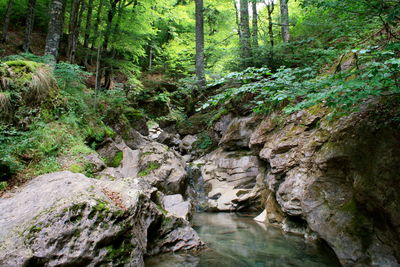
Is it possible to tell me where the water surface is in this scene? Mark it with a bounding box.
[145,213,341,267]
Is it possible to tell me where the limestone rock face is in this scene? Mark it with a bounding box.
[250,104,400,267]
[219,116,260,150]
[0,171,203,267]
[197,148,265,211]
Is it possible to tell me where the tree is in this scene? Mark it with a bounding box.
[195,0,206,89]
[67,0,83,63]
[23,0,37,52]
[239,0,251,66]
[280,0,290,42]
[1,0,14,43]
[264,0,274,48]
[45,0,66,62]
[83,0,94,49]
[251,0,258,48]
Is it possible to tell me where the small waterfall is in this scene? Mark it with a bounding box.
[186,164,208,212]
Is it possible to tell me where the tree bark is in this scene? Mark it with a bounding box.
[83,0,93,49]
[67,0,81,62]
[233,0,241,38]
[279,0,290,43]
[239,0,252,67]
[265,0,274,48]
[45,0,66,63]
[195,0,206,90]
[251,0,258,49]
[90,0,105,49]
[69,0,86,64]
[23,0,37,52]
[1,0,14,43]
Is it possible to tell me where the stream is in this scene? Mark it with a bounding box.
[145,212,341,267]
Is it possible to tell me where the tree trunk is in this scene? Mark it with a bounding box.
[45,0,66,63]
[67,0,81,62]
[83,0,93,49]
[266,0,274,48]
[90,0,105,49]
[69,0,86,64]
[233,0,241,38]
[23,0,37,52]
[195,0,206,90]
[251,0,258,49]
[280,0,290,43]
[239,0,251,67]
[1,0,15,43]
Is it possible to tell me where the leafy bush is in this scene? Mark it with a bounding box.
[200,47,400,117]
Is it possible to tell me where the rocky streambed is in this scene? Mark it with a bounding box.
[0,100,399,266]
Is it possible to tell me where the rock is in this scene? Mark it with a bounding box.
[254,210,267,223]
[99,144,140,180]
[0,171,203,267]
[198,148,264,211]
[179,135,198,154]
[99,141,188,196]
[176,113,208,135]
[251,103,400,266]
[219,116,260,150]
[84,153,106,172]
[162,194,192,220]
[138,142,187,195]
[213,113,234,138]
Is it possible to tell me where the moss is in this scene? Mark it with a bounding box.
[88,200,111,220]
[138,162,161,177]
[105,238,136,264]
[340,198,373,252]
[69,164,84,173]
[108,151,123,168]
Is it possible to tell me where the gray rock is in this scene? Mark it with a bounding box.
[251,104,400,266]
[163,194,192,220]
[179,135,198,153]
[0,171,203,267]
[198,148,264,211]
[219,116,260,150]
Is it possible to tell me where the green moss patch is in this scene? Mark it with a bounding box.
[138,162,161,177]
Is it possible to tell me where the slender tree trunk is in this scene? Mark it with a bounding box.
[266,0,274,48]
[280,0,290,43]
[1,0,14,43]
[45,0,66,63]
[239,0,251,67]
[23,0,37,52]
[67,0,81,62]
[233,0,241,38]
[251,0,258,49]
[195,0,206,89]
[90,0,105,50]
[69,0,86,64]
[83,0,93,49]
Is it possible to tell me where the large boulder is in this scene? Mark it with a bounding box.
[0,171,203,267]
[251,102,400,266]
[99,140,187,195]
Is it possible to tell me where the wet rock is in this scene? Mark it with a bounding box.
[0,171,203,267]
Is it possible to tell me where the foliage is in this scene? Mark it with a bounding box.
[200,47,400,116]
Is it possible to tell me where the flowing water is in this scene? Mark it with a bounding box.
[145,212,341,267]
